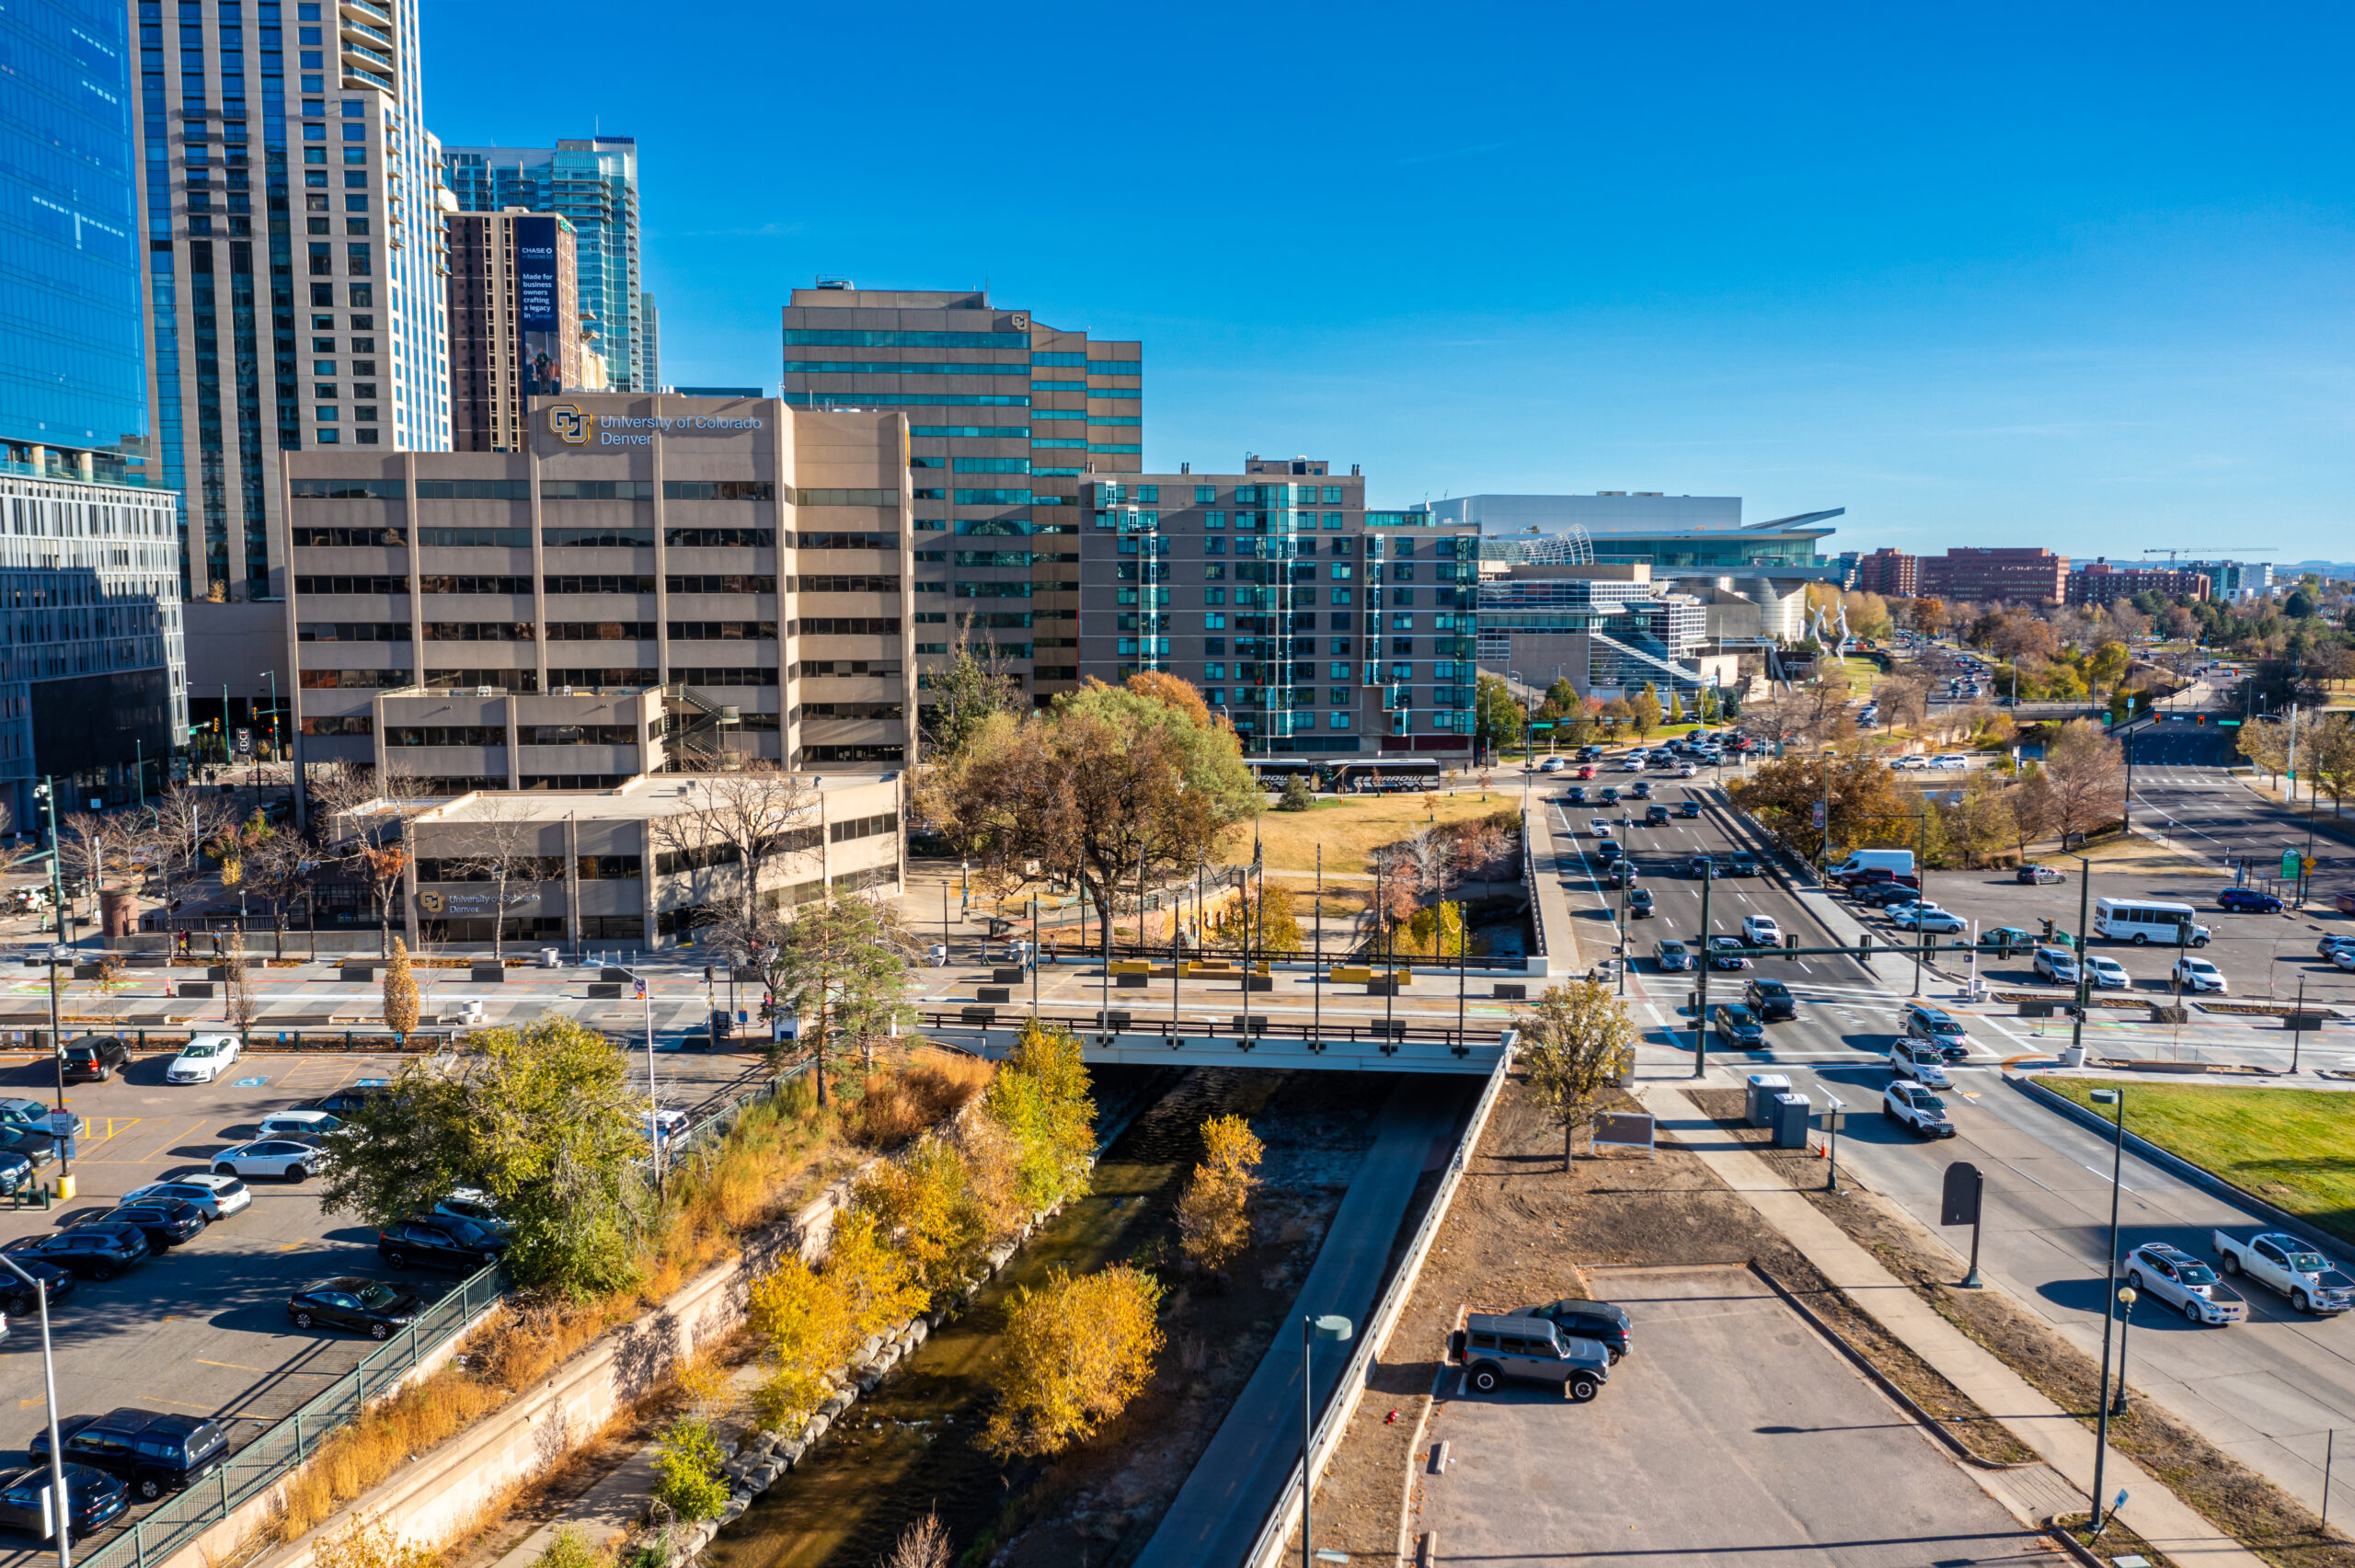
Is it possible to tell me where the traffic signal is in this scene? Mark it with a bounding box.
[2039,918,2054,941]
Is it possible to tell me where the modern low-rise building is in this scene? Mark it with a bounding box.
[1914,547,2068,605]
[1421,492,1844,573]
[2177,559,2271,602]
[1474,564,1717,704]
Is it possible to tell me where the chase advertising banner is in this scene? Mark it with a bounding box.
[515,215,563,396]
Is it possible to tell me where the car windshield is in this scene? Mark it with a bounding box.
[181,1045,216,1059]
[351,1282,403,1309]
[1660,943,1686,956]
[1756,983,1787,996]
[1914,1095,1947,1112]
[2175,1262,2219,1286]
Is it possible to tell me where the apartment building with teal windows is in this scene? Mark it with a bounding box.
[1080,457,1478,758]
[779,286,1141,713]
[444,139,646,394]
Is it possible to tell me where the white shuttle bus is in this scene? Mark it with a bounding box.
[2093,897,2211,947]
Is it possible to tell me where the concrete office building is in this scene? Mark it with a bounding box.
[1914,547,2068,605]
[282,392,916,801]
[1419,492,1844,573]
[780,285,1141,713]
[447,211,581,453]
[1078,459,1478,757]
[2067,559,2212,606]
[443,139,646,395]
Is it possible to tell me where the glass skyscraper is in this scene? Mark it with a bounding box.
[442,138,646,393]
[134,0,451,605]
[1,0,149,476]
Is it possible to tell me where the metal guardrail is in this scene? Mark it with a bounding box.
[84,1264,505,1568]
[916,1009,1488,1051]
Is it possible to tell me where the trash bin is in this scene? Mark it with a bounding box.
[2059,1044,2086,1068]
[537,947,561,967]
[1746,1072,1792,1127]
[1772,1092,1812,1149]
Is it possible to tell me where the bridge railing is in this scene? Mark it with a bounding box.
[916,1008,1496,1054]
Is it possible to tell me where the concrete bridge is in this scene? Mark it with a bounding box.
[921,1009,1517,1074]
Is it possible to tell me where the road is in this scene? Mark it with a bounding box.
[1524,760,2355,1522]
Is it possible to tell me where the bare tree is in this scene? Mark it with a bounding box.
[2040,719,2127,847]
[648,764,819,937]
[58,811,110,926]
[354,841,409,958]
[243,828,313,960]
[1878,672,1930,735]
[451,794,554,962]
[139,784,238,950]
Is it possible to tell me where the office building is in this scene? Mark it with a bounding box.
[1419,492,1844,573]
[1852,547,1918,599]
[1914,547,2069,605]
[780,285,1141,713]
[2179,559,2271,602]
[443,138,645,394]
[641,292,660,391]
[2067,559,2212,607]
[282,392,915,808]
[1078,460,1477,757]
[447,211,581,453]
[1474,564,1724,704]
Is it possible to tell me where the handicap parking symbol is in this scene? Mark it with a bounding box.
[232,1076,270,1087]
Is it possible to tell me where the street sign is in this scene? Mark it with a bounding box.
[2282,850,2302,882]
[234,728,251,754]
[2303,855,2317,876]
[1941,1161,1983,1226]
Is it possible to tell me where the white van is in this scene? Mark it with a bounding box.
[2094,897,2211,948]
[1830,849,1916,882]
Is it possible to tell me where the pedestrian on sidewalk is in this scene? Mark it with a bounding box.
[1046,936,1058,966]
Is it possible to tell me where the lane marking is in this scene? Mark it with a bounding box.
[196,1358,264,1373]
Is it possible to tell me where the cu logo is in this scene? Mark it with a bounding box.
[548,404,590,444]
[417,890,447,916]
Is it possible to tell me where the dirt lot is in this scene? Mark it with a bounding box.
[1292,1070,2037,1565]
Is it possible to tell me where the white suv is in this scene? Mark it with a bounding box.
[2033,947,2080,984]
[1889,1041,1952,1088]
[1740,914,1783,946]
[2172,956,2226,993]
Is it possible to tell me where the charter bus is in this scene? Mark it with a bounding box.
[2093,897,2212,947]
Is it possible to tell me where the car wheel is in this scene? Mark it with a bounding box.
[294,1310,316,1329]
[1568,1374,1601,1403]
[89,1264,113,1282]
[137,1478,160,1501]
[286,1165,309,1183]
[2193,935,2211,947]
[2184,1299,2203,1323]
[369,1322,391,1341]
[384,1250,408,1270]
[2294,1288,2312,1313]
[2131,933,2149,945]
[2220,1252,2241,1276]
[1468,1364,1501,1393]
[1881,1105,1896,1122]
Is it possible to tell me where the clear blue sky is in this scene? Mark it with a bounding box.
[425,1,2355,564]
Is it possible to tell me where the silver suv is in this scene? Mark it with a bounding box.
[1458,1312,1611,1402]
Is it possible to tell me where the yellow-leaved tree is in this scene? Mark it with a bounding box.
[982,1020,1097,1213]
[381,936,419,1035]
[981,1264,1164,1459]
[853,1138,985,1298]
[746,1253,856,1430]
[824,1207,928,1339]
[1516,979,1639,1170]
[1177,1113,1263,1273]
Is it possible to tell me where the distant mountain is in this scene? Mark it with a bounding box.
[2284,560,2355,581]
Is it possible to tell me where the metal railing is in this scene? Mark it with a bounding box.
[81,1264,505,1568]
[919,1008,1491,1053]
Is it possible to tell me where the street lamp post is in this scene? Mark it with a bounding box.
[1300,1312,1352,1568]
[1821,1094,1845,1194]
[2089,1086,2126,1538]
[2112,1285,2138,1416]
[0,1253,69,1568]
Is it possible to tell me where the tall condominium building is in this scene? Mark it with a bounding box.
[1852,547,1919,598]
[133,0,453,638]
[780,286,1140,713]
[640,292,660,391]
[447,212,580,452]
[443,139,645,394]
[1420,492,1844,574]
[0,0,189,823]
[1077,458,1478,757]
[1914,547,2068,605]
[282,393,916,806]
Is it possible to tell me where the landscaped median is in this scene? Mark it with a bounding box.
[2032,1077,2355,1248]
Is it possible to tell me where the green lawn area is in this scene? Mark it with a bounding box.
[2037,1078,2355,1244]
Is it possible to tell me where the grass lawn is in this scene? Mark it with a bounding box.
[2036,1078,2355,1244]
[1222,791,1521,876]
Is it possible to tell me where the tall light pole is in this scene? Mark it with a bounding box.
[2089,1086,2126,1539]
[0,1253,69,1568]
[1300,1312,1352,1568]
[33,779,68,1193]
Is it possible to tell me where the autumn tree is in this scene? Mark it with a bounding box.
[763,894,920,1104]
[982,1019,1096,1212]
[381,936,419,1034]
[921,676,1259,952]
[921,642,1027,761]
[853,1139,986,1298]
[2309,713,2355,816]
[243,825,314,960]
[1516,979,1639,1168]
[1177,1114,1262,1273]
[1726,748,1914,868]
[1942,769,2017,868]
[747,1253,856,1429]
[980,1264,1164,1459]
[2088,640,2133,694]
[2041,719,2126,845]
[1474,674,1527,758]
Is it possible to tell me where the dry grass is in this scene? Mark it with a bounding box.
[1223,792,1521,876]
[850,1047,992,1149]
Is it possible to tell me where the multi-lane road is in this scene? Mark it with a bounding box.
[1526,761,2355,1523]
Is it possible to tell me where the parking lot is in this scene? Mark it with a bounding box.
[0,1040,767,1566]
[1412,1266,2052,1566]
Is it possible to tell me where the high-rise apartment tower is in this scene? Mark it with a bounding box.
[447,211,581,452]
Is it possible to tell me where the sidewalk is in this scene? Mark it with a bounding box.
[1640,1079,2269,1568]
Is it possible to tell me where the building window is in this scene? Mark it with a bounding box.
[1329,712,1352,730]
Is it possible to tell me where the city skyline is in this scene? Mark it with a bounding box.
[424,1,2355,565]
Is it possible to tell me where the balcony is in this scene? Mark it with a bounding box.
[341,63,395,92]
[341,39,395,69]
[338,0,395,28]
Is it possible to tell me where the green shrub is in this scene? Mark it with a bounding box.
[650,1417,730,1522]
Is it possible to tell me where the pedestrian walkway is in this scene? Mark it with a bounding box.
[1641,1079,2269,1568]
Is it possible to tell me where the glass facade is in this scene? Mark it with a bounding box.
[443,138,644,392]
[0,0,148,474]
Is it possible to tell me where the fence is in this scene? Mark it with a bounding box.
[78,1265,505,1568]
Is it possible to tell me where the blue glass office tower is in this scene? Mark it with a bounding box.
[442,138,646,393]
[0,0,149,475]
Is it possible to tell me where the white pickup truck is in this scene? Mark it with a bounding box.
[2213,1230,2355,1314]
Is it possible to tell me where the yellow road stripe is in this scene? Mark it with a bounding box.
[195,1358,263,1373]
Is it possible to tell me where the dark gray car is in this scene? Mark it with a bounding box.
[1457,1312,1610,1401]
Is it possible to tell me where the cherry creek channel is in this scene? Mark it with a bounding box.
[702,1063,1406,1568]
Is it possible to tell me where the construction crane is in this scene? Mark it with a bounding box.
[2140,546,2275,563]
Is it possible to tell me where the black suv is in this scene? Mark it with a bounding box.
[1644,804,1671,825]
[378,1214,511,1273]
[1675,799,1702,818]
[1626,888,1656,920]
[2,1225,149,1281]
[32,1409,227,1500]
[1512,1299,1633,1362]
[61,1036,128,1083]
[0,1260,72,1316]
[1686,855,1718,880]
[87,1199,206,1250]
[1743,979,1798,1021]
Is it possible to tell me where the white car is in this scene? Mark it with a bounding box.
[166,1035,242,1083]
[1539,757,1568,773]
[1892,755,1929,771]
[122,1173,251,1220]
[211,1136,330,1182]
[1882,1082,1957,1138]
[1889,904,1967,934]
[2172,956,2227,993]
[1675,763,1698,778]
[2033,946,2080,983]
[1888,1041,1953,1088]
[1619,759,1644,773]
[256,1110,342,1139]
[1740,914,1783,946]
[435,1186,511,1234]
[1930,754,1971,771]
[2085,956,2132,990]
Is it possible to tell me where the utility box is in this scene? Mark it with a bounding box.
[469,964,506,983]
[1116,972,1148,990]
[176,981,215,999]
[340,965,380,983]
[992,967,1025,985]
[600,967,635,982]
[1746,1073,1792,1127]
[975,987,1010,1004]
[1493,983,1526,1001]
[1772,1092,1812,1150]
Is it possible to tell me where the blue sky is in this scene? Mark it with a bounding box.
[426,1,2355,563]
